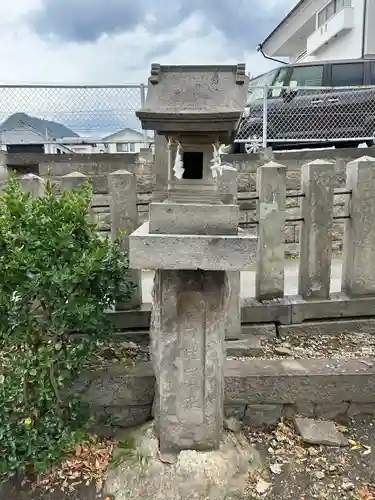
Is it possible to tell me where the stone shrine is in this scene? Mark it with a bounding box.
[113,64,259,500]
[131,63,257,454]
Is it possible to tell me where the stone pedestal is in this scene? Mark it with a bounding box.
[104,422,262,500]
[130,63,251,463]
[151,269,229,454]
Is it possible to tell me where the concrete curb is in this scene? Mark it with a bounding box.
[109,304,375,330]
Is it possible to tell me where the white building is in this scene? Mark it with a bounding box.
[60,137,108,154]
[102,128,152,154]
[0,127,73,154]
[260,0,375,63]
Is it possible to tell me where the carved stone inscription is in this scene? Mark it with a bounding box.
[151,269,229,453]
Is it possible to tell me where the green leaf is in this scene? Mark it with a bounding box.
[0,177,133,481]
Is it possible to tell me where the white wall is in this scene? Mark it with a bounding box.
[296,0,365,62]
[263,0,327,56]
[364,0,375,57]
[67,144,107,154]
[105,129,146,154]
[268,0,366,62]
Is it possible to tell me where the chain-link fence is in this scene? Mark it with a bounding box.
[0,84,151,148]
[234,85,375,150]
[3,83,375,153]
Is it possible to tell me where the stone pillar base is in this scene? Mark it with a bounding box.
[151,269,229,454]
[105,423,262,500]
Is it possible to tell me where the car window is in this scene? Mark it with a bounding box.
[371,62,375,85]
[331,62,364,86]
[247,68,279,103]
[289,65,324,87]
[270,67,290,98]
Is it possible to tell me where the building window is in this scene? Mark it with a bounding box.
[317,0,351,29]
[331,63,364,86]
[116,142,136,153]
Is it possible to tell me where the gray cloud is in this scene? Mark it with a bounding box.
[29,0,294,53]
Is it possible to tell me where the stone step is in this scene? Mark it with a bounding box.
[225,337,265,357]
[166,190,222,204]
[109,307,375,335]
[167,197,222,204]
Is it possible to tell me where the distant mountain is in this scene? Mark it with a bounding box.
[0,113,79,139]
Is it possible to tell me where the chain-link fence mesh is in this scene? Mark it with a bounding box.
[0,84,148,144]
[234,85,375,147]
[3,83,375,150]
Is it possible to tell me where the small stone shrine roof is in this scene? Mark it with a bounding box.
[136,64,249,136]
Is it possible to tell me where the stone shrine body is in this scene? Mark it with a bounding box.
[129,64,257,457]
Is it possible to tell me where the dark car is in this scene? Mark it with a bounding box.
[234,58,375,153]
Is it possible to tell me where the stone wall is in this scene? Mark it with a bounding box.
[3,147,372,255]
[76,355,375,431]
[3,150,155,238]
[228,150,371,256]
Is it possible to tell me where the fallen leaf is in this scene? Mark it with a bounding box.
[270,463,282,475]
[348,439,361,447]
[337,425,349,434]
[357,485,374,500]
[256,478,272,494]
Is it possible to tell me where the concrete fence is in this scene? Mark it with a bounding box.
[4,151,375,326]
[2,147,373,257]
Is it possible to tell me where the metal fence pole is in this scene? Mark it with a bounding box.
[140,83,148,148]
[262,85,268,149]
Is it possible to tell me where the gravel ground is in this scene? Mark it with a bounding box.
[96,332,375,364]
[3,417,375,499]
[244,415,375,500]
[228,333,375,361]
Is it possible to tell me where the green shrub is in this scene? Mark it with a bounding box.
[0,177,132,481]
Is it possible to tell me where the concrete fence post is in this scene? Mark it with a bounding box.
[108,169,142,310]
[217,168,241,339]
[153,133,168,202]
[217,169,238,205]
[255,161,286,301]
[0,165,8,192]
[342,156,375,296]
[225,271,241,339]
[60,171,96,224]
[298,159,335,300]
[60,171,89,192]
[19,173,45,198]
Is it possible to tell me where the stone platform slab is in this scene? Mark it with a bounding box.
[129,222,257,271]
[149,202,239,235]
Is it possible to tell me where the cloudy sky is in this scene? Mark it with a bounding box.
[2,0,296,84]
[0,0,296,135]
